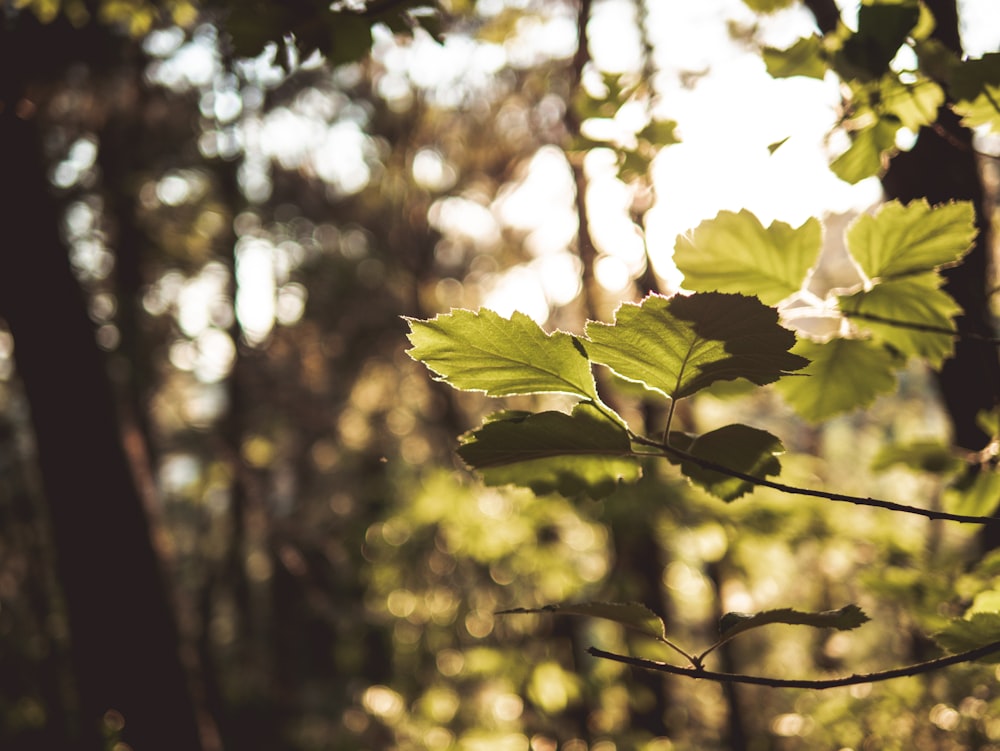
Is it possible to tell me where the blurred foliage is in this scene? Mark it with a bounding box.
[1,0,999,750]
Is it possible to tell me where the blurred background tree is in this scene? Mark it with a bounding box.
[0,1,997,750]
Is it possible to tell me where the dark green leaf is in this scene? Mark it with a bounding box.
[498,601,667,642]
[763,36,827,80]
[935,613,1000,662]
[674,210,822,305]
[677,424,783,502]
[583,293,808,401]
[838,1,920,81]
[776,338,900,421]
[405,309,604,404]
[719,604,870,640]
[457,404,641,499]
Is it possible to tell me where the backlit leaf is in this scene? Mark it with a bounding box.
[405,308,603,403]
[776,338,900,421]
[845,200,976,280]
[457,404,640,499]
[943,468,1000,519]
[935,613,1000,662]
[718,604,870,640]
[674,211,822,305]
[676,424,783,502]
[584,293,808,401]
[498,601,667,642]
[830,118,899,183]
[951,54,1000,133]
[763,36,827,80]
[840,273,962,366]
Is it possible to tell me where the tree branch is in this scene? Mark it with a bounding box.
[630,436,1000,526]
[843,310,1000,345]
[587,639,1000,689]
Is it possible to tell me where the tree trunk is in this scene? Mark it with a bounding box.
[0,18,204,750]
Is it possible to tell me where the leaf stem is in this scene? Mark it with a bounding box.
[662,397,677,445]
[843,310,1000,345]
[587,639,1000,689]
[631,435,1000,526]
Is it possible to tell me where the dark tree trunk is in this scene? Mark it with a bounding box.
[803,0,1000,541]
[0,15,203,751]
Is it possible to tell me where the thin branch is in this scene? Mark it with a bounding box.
[630,435,1000,526]
[843,310,1000,345]
[588,640,1000,689]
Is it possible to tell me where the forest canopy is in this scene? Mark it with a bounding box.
[1,0,999,750]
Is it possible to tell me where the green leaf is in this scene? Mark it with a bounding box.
[676,424,783,502]
[583,293,808,402]
[845,200,976,280]
[457,404,641,499]
[405,308,603,403]
[741,0,795,11]
[870,440,961,475]
[839,1,920,81]
[830,117,899,183]
[767,136,791,154]
[935,613,1000,662]
[638,118,681,147]
[951,53,1000,133]
[879,77,944,132]
[840,273,962,366]
[763,36,828,80]
[943,468,1000,519]
[673,211,822,306]
[776,338,900,421]
[497,601,667,642]
[719,604,870,640]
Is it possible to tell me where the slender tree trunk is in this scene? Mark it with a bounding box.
[0,21,203,751]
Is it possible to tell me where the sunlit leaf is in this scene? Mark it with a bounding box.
[583,293,808,402]
[879,77,945,131]
[674,211,822,305]
[740,0,795,11]
[935,613,1000,662]
[498,601,667,642]
[943,468,1000,519]
[676,424,783,502]
[951,54,1000,133]
[718,604,870,640]
[776,338,900,421]
[830,118,899,183]
[845,200,976,280]
[405,308,603,403]
[457,404,640,499]
[840,273,962,366]
[763,36,827,80]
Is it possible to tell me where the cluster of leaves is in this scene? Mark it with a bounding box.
[753,0,1000,182]
[13,0,442,66]
[406,197,1000,677]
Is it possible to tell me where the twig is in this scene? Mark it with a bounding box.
[587,639,1000,689]
[630,435,1000,526]
[843,310,1000,345]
